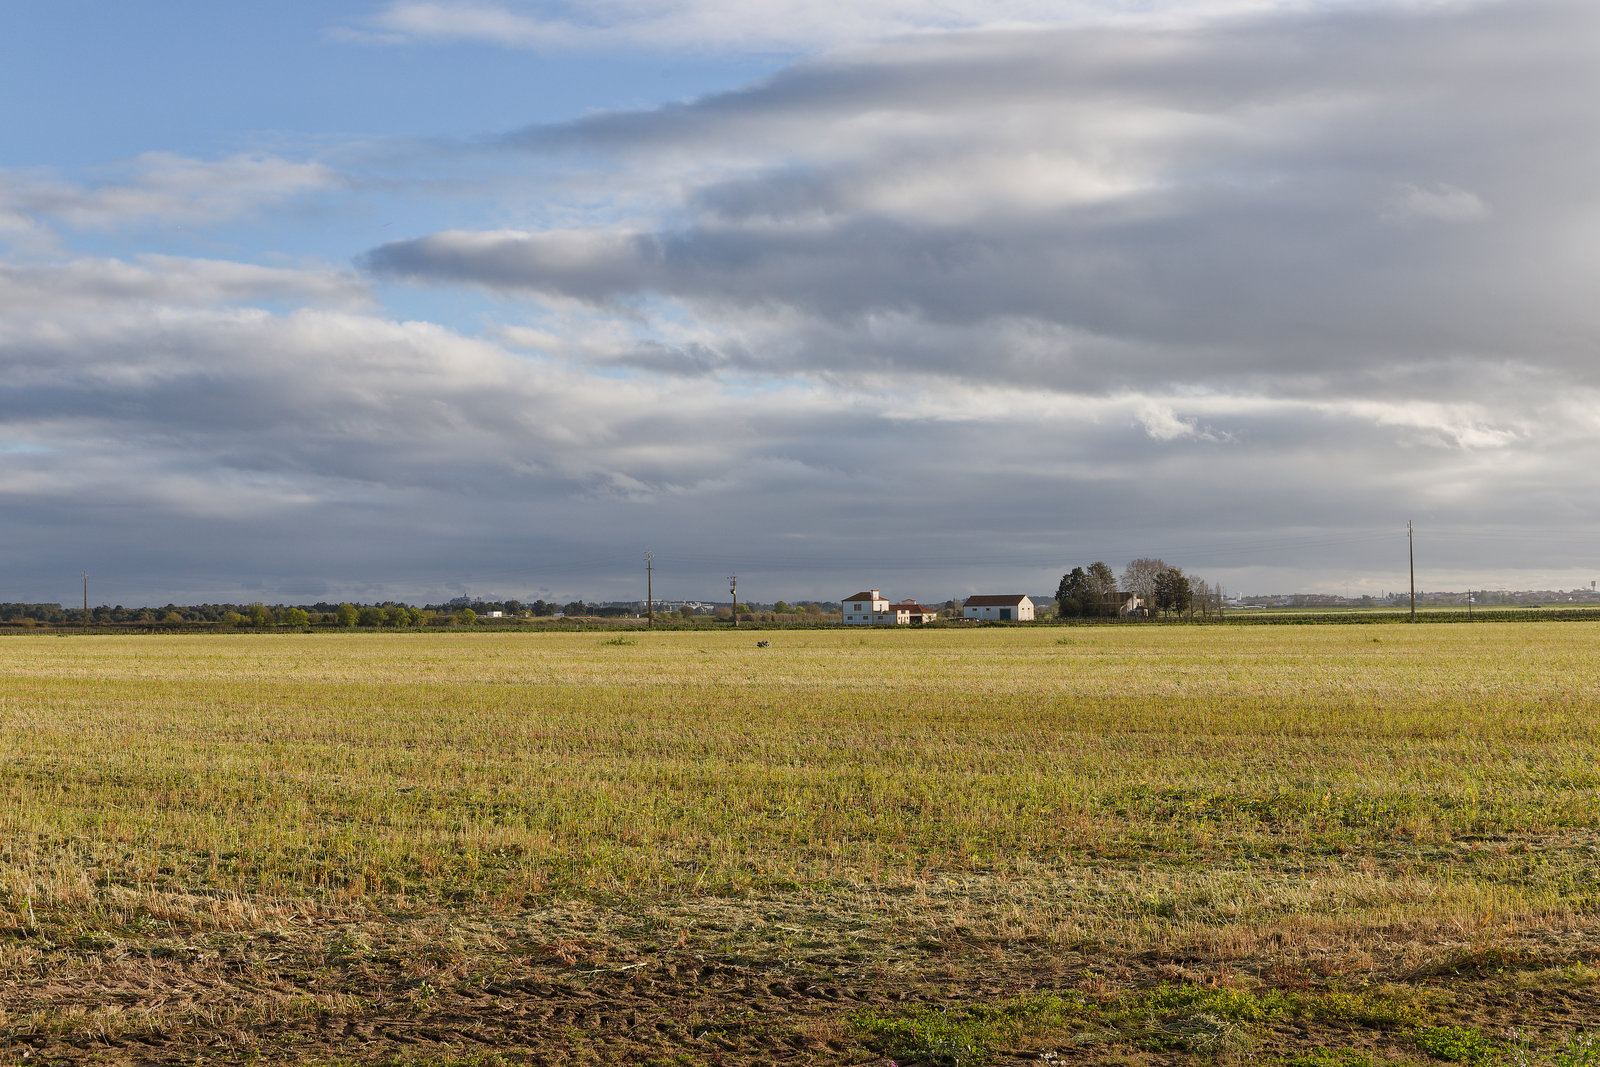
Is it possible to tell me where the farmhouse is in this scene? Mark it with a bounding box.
[963,594,1034,621]
[842,590,939,625]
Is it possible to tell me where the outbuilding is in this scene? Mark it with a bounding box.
[963,594,1034,621]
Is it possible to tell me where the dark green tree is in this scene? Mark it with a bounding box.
[1055,566,1088,617]
[1154,568,1193,618]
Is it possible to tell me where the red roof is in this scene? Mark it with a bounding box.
[843,591,881,602]
[964,594,1031,607]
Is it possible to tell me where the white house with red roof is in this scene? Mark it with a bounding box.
[842,590,939,625]
[962,594,1035,621]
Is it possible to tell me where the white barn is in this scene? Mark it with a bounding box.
[963,594,1034,621]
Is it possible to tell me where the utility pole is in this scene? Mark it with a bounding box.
[645,550,654,629]
[1408,520,1416,622]
[728,574,738,627]
[1467,587,1472,620]
[82,571,88,626]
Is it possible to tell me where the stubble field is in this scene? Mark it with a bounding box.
[3,623,1600,1066]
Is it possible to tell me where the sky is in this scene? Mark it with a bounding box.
[4,0,1600,607]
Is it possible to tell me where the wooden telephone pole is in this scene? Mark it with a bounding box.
[1408,520,1416,621]
[645,550,654,628]
[728,574,738,627]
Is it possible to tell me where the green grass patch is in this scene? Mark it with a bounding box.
[1276,1051,1379,1067]
[848,995,1079,1066]
[1410,1025,1499,1064]
[1304,986,1426,1028]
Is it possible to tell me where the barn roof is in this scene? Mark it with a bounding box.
[964,594,1031,607]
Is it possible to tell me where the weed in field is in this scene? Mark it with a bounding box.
[1410,1025,1499,1064]
[1505,1030,1600,1067]
[849,995,1078,1066]
[1304,986,1425,1028]
[1142,983,1292,1023]
[1277,1051,1378,1067]
[851,1006,993,1066]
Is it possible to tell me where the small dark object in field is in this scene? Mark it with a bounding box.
[756,640,770,648]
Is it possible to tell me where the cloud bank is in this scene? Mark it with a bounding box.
[6,1,1600,604]
[372,2,1600,403]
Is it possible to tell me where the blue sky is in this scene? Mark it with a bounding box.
[4,0,1599,607]
[1,4,787,159]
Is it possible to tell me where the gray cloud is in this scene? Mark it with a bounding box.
[369,0,1600,408]
[12,246,1579,603]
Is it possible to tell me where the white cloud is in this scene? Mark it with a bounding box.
[345,0,1410,53]
[1386,181,1489,224]
[1343,398,1524,450]
[1135,402,1229,442]
[0,256,370,316]
[0,153,337,230]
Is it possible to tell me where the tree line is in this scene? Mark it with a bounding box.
[1055,558,1224,620]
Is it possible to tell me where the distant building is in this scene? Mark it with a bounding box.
[843,590,889,625]
[883,599,939,625]
[963,594,1035,622]
[842,590,938,625]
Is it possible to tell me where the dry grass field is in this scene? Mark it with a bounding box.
[3,623,1600,1066]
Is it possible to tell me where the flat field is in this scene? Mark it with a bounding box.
[3,624,1600,1066]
